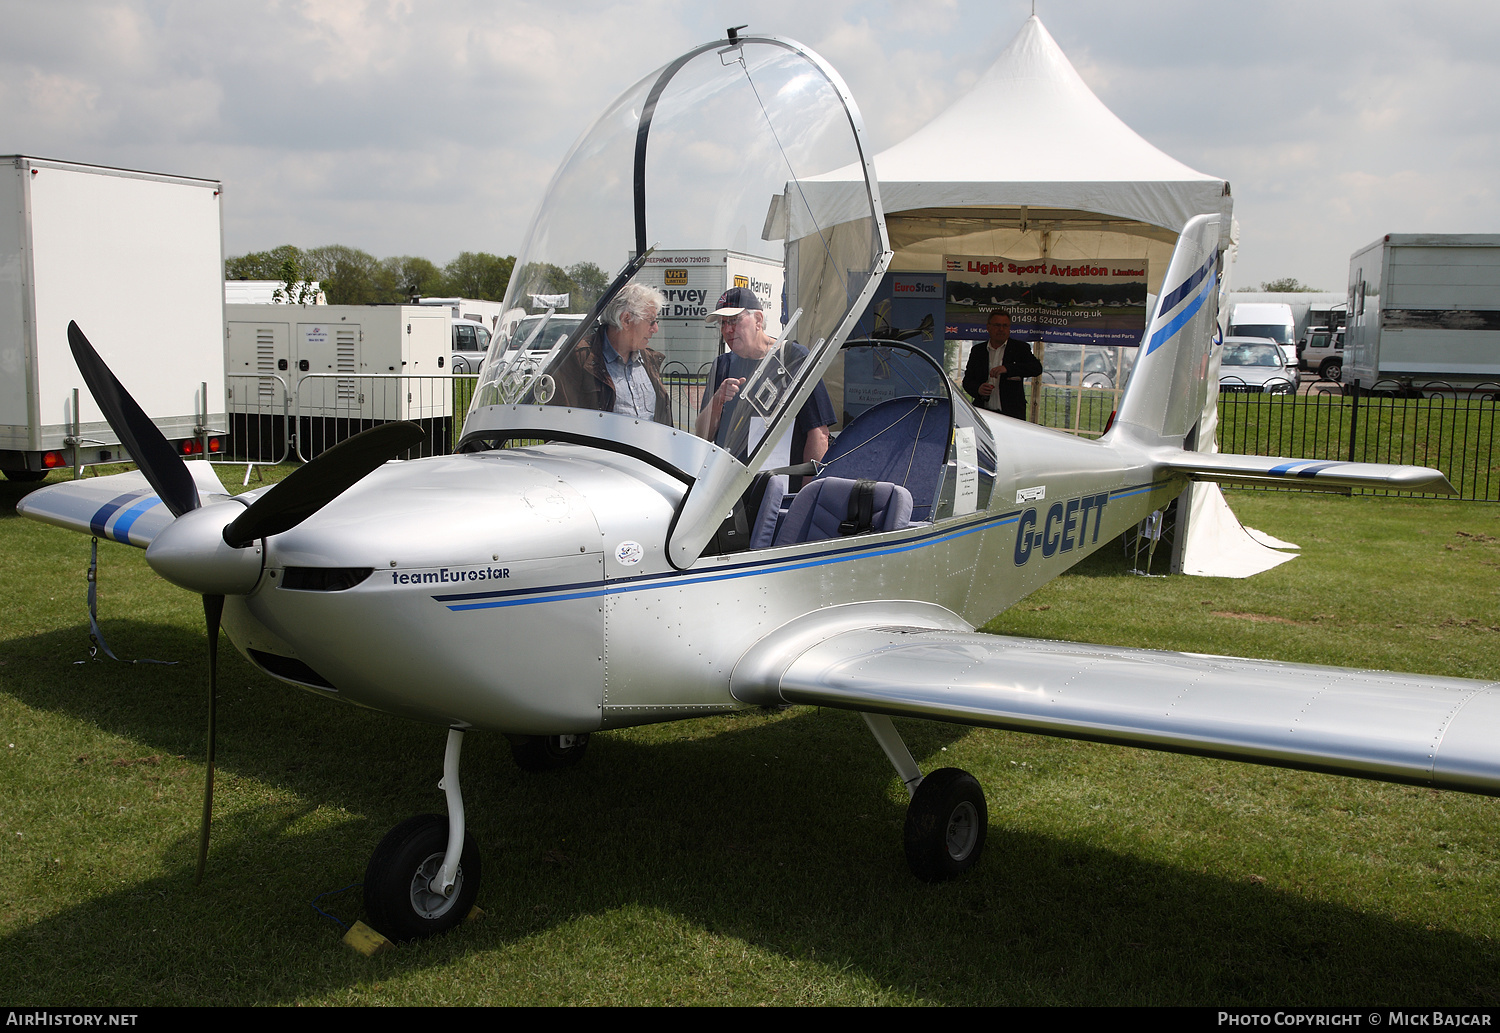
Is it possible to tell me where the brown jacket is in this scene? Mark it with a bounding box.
[551,331,673,426]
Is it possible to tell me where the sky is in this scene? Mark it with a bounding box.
[2,0,1497,292]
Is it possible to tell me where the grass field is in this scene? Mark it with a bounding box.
[2,467,1498,1006]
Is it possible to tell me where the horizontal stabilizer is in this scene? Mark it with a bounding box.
[768,628,1500,795]
[1163,452,1455,494]
[16,463,234,548]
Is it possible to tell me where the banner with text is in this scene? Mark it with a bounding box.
[944,255,1149,347]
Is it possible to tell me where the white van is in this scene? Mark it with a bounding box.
[1230,301,1295,341]
[1230,302,1299,386]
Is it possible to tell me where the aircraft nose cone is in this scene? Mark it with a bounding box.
[145,503,265,595]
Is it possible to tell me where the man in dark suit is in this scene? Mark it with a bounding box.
[962,309,1042,421]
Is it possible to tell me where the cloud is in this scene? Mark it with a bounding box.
[0,0,1494,288]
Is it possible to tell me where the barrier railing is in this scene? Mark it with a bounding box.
[661,361,711,432]
[1032,376,1122,436]
[222,373,293,475]
[287,374,474,461]
[226,369,1498,503]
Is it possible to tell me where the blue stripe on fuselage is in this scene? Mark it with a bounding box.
[433,478,1172,613]
[1109,478,1175,501]
[434,506,1027,612]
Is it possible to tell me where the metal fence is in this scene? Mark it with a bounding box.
[222,370,1500,503]
[1031,377,1122,436]
[224,367,719,469]
[1215,379,1500,502]
[222,373,475,468]
[661,361,712,431]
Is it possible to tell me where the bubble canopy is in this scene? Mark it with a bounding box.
[460,34,891,506]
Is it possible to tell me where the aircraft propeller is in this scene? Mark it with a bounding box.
[67,321,201,518]
[66,321,424,883]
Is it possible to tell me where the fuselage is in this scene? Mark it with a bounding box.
[221,413,1182,735]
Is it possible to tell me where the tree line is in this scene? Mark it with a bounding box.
[226,245,616,313]
[225,245,517,306]
[1234,277,1324,293]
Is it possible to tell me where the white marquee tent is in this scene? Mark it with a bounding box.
[793,15,1233,293]
[787,15,1293,577]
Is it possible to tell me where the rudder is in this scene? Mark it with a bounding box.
[1112,213,1224,447]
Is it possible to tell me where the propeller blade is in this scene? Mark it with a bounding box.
[195,593,224,885]
[222,422,425,548]
[67,322,199,518]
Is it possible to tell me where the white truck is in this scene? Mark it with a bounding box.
[1345,234,1500,392]
[1,156,226,480]
[632,249,785,371]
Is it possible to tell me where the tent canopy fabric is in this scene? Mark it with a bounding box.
[787,15,1232,294]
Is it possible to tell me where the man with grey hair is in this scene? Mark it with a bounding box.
[553,281,673,425]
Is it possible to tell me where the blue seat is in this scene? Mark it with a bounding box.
[749,474,789,549]
[771,477,914,546]
[817,396,950,522]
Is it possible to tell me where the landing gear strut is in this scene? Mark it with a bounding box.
[364,728,481,941]
[861,713,987,881]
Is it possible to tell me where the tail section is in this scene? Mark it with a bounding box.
[1112,213,1223,446]
[1105,213,1454,495]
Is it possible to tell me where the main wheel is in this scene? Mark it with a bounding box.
[2,469,46,482]
[1320,359,1341,382]
[509,733,589,772]
[363,814,481,942]
[903,767,988,882]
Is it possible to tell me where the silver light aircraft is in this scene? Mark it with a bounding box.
[18,32,1495,943]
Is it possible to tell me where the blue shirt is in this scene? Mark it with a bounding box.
[602,331,657,421]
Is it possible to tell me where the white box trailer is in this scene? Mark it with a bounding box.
[1345,234,1500,391]
[224,303,451,458]
[415,296,504,329]
[0,156,226,479]
[633,250,784,371]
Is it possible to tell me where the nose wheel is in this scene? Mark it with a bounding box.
[364,728,482,942]
[363,813,482,942]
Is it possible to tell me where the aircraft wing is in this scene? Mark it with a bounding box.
[737,624,1500,795]
[1163,451,1455,493]
[15,463,236,548]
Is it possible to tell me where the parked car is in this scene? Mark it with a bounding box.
[1301,328,1344,381]
[449,319,493,375]
[1218,336,1297,394]
[501,313,585,357]
[1041,343,1117,388]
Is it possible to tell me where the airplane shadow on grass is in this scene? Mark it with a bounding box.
[2,622,1499,1005]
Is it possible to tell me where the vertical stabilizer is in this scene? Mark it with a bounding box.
[1112,214,1223,446]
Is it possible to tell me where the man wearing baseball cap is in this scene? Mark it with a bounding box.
[695,286,834,472]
